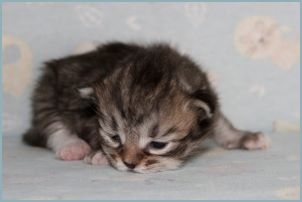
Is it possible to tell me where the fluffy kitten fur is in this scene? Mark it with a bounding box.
[23,42,268,173]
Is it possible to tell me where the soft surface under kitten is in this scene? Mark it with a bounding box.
[23,42,268,173]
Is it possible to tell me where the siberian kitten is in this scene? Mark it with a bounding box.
[23,42,268,173]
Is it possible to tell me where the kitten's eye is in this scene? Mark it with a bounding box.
[111,135,121,143]
[149,141,167,149]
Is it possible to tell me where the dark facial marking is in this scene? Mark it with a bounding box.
[110,116,118,131]
[161,126,178,137]
[110,154,117,160]
[96,109,105,123]
[145,159,158,166]
[164,143,187,157]
[149,123,159,138]
[111,74,126,119]
[135,114,145,125]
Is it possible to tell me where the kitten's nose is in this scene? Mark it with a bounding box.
[123,161,136,169]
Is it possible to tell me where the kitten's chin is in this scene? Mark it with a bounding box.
[103,148,184,173]
[133,158,183,173]
[108,157,183,173]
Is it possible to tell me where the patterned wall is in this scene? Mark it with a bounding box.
[2,2,300,137]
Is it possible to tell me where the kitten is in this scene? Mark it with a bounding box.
[23,42,268,173]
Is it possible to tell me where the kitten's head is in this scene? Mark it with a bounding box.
[92,44,218,173]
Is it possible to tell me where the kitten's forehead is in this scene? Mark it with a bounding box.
[94,62,174,120]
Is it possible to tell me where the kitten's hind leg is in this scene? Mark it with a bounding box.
[46,122,91,161]
[213,113,269,150]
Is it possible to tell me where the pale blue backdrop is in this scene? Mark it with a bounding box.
[2,2,300,200]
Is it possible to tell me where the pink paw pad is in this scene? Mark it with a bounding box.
[84,152,108,166]
[56,140,91,161]
[241,132,269,150]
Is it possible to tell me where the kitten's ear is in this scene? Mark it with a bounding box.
[191,100,213,119]
[78,87,94,99]
[188,89,218,120]
[185,99,213,124]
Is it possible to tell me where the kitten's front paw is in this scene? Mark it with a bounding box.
[84,151,108,165]
[240,132,270,150]
[56,140,91,161]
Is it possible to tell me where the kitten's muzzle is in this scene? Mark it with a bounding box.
[120,146,143,170]
[123,160,137,169]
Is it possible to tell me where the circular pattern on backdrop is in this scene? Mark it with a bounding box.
[234,16,300,70]
[234,16,281,59]
[3,35,33,96]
